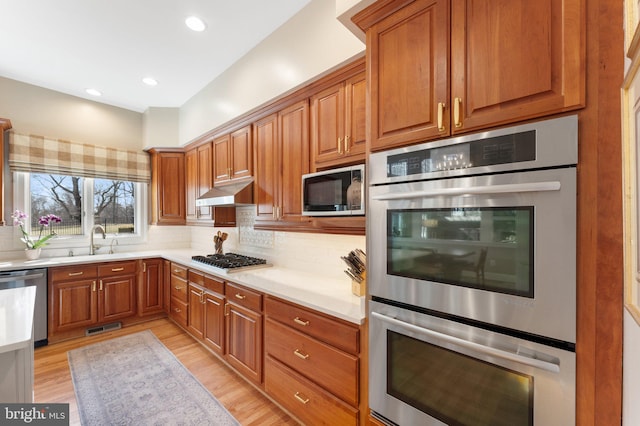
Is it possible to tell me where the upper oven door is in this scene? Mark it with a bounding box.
[368,167,576,343]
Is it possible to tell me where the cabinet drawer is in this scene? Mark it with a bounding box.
[265,318,358,406]
[170,263,188,279]
[265,356,358,426]
[225,282,262,312]
[50,265,98,282]
[265,297,359,355]
[170,275,188,302]
[204,275,224,295]
[188,269,204,285]
[170,296,188,328]
[97,261,137,278]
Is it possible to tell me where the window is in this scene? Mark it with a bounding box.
[14,172,147,247]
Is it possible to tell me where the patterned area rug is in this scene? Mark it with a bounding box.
[68,330,239,425]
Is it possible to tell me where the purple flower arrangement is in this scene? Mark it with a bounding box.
[12,209,62,249]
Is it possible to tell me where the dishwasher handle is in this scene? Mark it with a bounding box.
[0,272,45,283]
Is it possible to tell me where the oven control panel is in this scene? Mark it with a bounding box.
[387,130,536,177]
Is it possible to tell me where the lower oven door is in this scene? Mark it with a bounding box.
[369,300,575,426]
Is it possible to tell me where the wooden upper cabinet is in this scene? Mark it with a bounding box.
[311,72,366,168]
[278,100,310,223]
[363,0,449,151]
[253,101,310,226]
[150,150,185,225]
[450,0,585,132]
[213,125,252,184]
[253,114,278,221]
[186,142,213,224]
[355,0,585,151]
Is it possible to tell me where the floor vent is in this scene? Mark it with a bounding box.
[85,322,122,336]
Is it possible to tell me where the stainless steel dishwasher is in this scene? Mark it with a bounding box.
[0,268,47,346]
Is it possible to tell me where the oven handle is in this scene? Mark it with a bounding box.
[371,311,561,373]
[371,181,561,200]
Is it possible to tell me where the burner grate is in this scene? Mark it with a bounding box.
[191,253,268,271]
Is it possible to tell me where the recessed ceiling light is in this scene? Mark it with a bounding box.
[185,16,206,32]
[142,77,158,86]
[85,88,102,97]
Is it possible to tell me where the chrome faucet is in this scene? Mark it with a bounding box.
[90,225,106,255]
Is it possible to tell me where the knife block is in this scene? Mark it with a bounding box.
[351,271,366,297]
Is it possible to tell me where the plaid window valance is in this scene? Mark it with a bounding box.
[8,132,151,183]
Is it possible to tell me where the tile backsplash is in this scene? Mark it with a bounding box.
[192,206,366,281]
[0,206,365,283]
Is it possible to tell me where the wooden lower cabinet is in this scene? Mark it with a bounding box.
[138,258,164,316]
[264,296,362,425]
[49,261,138,341]
[169,263,188,328]
[265,356,358,426]
[225,282,263,385]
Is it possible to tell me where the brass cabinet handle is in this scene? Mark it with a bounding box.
[173,268,181,274]
[437,102,446,131]
[111,267,124,272]
[272,206,276,220]
[91,280,96,292]
[293,317,309,326]
[235,293,246,300]
[294,349,309,360]
[143,263,147,273]
[337,137,343,154]
[174,285,184,290]
[344,135,350,152]
[68,271,84,277]
[174,307,182,313]
[294,392,310,405]
[454,97,462,128]
[224,303,230,317]
[99,280,103,291]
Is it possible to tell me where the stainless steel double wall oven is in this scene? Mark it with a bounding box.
[367,115,578,425]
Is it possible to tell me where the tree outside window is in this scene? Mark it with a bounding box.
[29,173,136,236]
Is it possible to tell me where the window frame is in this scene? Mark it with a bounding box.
[12,172,148,252]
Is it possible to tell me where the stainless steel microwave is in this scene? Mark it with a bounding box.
[302,164,365,216]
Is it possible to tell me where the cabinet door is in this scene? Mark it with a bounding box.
[368,0,449,151]
[230,125,253,180]
[185,148,198,222]
[450,0,584,132]
[344,72,367,159]
[98,275,136,322]
[139,258,163,316]
[50,279,97,333]
[197,143,213,220]
[278,100,310,222]
[226,302,263,385]
[213,134,231,183]
[187,285,205,340]
[153,151,185,224]
[311,83,346,165]
[204,291,225,356]
[254,114,278,221]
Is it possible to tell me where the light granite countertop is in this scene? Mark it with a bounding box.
[0,249,365,324]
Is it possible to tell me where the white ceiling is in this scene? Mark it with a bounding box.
[0,0,311,112]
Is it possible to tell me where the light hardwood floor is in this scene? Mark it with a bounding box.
[33,318,299,425]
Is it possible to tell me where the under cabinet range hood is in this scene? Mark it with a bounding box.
[196,177,254,207]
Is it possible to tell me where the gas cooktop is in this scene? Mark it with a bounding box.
[191,253,271,273]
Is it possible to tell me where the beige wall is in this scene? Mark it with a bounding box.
[143,107,180,149]
[178,0,365,145]
[0,76,143,150]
